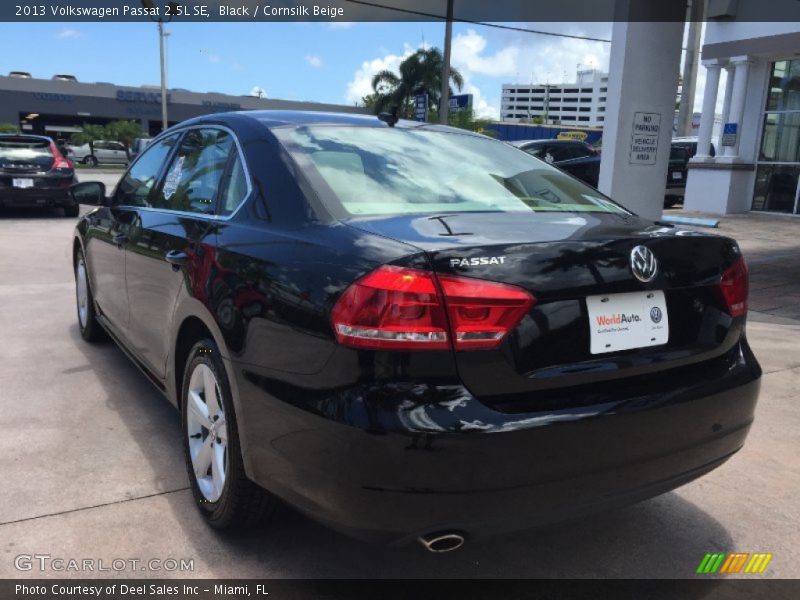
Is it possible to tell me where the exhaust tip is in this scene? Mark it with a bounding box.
[418,532,466,553]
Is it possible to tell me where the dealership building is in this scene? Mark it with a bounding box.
[0,73,365,141]
[685,21,800,215]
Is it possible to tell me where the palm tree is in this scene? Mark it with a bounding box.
[370,47,464,119]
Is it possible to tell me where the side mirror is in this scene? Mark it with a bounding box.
[70,181,107,206]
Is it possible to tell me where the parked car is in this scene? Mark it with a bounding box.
[665,137,716,208]
[0,134,77,216]
[509,139,601,187]
[71,111,760,551]
[68,140,129,166]
[129,137,153,160]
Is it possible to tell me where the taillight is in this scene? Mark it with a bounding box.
[49,142,73,170]
[717,256,748,318]
[331,265,535,351]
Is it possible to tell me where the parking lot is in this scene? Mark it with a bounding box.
[1,171,798,578]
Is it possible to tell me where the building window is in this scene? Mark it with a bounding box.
[579,107,590,112]
[600,87,607,92]
[578,117,590,122]
[580,98,592,103]
[753,60,800,213]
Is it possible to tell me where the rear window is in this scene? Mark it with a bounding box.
[0,137,54,169]
[274,126,628,217]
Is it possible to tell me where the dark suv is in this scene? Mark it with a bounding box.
[0,134,77,215]
[509,139,601,187]
[665,137,716,208]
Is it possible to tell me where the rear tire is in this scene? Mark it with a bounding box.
[64,204,79,218]
[75,248,108,342]
[181,339,277,529]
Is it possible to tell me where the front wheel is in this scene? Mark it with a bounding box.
[181,339,276,529]
[83,155,98,167]
[75,248,107,342]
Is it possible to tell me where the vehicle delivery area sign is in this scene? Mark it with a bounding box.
[629,112,661,165]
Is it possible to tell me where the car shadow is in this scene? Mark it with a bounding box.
[66,319,736,580]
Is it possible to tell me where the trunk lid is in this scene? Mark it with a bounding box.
[346,212,744,409]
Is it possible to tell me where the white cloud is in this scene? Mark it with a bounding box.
[463,83,497,119]
[329,22,355,29]
[56,28,81,40]
[345,46,415,104]
[305,54,323,68]
[207,54,221,64]
[452,29,519,77]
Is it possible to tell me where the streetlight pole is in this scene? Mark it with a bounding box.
[438,0,454,125]
[158,20,168,130]
[142,1,175,131]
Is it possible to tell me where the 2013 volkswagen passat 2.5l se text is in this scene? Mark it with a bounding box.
[70,111,760,552]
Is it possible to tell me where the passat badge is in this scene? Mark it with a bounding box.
[630,245,658,282]
[449,256,506,268]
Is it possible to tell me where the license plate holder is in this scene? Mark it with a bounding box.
[586,290,669,354]
[12,178,34,189]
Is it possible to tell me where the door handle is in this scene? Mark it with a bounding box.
[165,250,189,270]
[112,233,128,248]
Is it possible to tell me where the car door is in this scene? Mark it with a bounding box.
[85,134,179,338]
[125,127,236,377]
[108,142,128,164]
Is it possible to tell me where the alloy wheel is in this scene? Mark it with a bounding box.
[76,255,89,329]
[186,363,228,502]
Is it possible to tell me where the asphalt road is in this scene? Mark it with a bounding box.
[0,177,798,579]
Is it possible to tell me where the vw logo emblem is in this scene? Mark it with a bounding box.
[650,307,663,323]
[630,245,658,282]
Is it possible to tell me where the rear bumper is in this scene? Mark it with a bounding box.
[0,185,74,208]
[232,340,761,545]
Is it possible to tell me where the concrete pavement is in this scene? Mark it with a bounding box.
[0,200,798,578]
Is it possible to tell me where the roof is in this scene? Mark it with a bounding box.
[0,133,51,141]
[510,138,587,146]
[175,110,486,136]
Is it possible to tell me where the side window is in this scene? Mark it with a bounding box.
[219,153,249,216]
[548,145,574,162]
[153,128,233,214]
[570,144,594,159]
[114,134,179,207]
[524,145,545,159]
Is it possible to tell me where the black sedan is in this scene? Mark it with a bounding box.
[71,111,760,552]
[0,134,78,216]
[509,138,601,187]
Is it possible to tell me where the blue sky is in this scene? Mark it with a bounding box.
[0,21,624,117]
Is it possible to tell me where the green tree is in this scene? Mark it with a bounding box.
[446,108,497,137]
[360,93,379,110]
[71,123,106,155]
[105,120,145,157]
[0,122,19,134]
[370,47,464,118]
